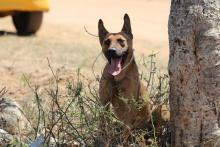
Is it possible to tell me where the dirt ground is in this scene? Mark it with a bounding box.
[0,0,170,103]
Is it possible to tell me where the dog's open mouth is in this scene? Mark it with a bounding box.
[108,52,127,76]
[108,57,123,76]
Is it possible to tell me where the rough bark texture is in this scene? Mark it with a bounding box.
[168,0,220,146]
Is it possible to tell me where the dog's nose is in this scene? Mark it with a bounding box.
[108,48,122,58]
[108,48,117,56]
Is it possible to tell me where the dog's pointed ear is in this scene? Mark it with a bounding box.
[121,14,133,39]
[98,19,109,45]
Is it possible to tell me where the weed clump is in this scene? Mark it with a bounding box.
[0,53,169,146]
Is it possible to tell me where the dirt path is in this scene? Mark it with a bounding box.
[0,0,170,103]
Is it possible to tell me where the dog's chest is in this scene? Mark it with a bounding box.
[112,80,139,99]
[111,79,140,104]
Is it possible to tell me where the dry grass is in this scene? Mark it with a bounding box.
[0,53,170,146]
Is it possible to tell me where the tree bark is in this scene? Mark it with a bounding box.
[168,0,220,146]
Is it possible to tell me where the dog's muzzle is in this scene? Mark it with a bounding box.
[106,48,129,76]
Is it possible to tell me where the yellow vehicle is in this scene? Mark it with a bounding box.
[0,0,49,35]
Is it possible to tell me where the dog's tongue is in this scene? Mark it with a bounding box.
[108,58,122,76]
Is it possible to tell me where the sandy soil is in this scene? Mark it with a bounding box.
[0,0,170,103]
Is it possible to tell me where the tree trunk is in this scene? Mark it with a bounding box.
[168,0,220,146]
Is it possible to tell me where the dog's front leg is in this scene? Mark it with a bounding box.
[95,104,110,147]
[96,77,113,147]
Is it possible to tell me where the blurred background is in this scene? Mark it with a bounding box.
[0,0,170,101]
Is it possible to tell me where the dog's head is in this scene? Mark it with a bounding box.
[98,14,133,76]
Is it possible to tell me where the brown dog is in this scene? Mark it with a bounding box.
[98,14,152,136]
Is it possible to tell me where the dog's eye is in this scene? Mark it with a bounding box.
[104,39,111,46]
[117,39,125,47]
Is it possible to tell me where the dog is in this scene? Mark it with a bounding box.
[98,14,153,145]
[97,14,170,146]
